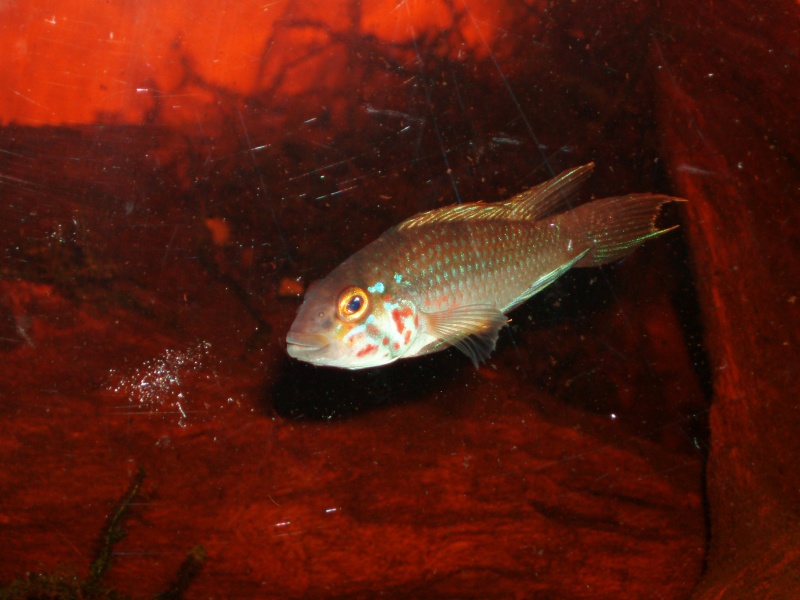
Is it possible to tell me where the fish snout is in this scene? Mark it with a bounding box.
[286,331,334,362]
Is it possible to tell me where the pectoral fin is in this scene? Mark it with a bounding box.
[424,304,508,368]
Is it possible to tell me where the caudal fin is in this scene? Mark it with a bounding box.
[571,194,682,268]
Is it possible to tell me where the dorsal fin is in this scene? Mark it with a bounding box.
[506,162,594,220]
[395,163,594,231]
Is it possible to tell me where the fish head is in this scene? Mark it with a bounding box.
[286,275,421,369]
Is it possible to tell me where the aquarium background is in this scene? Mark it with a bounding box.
[1,0,797,598]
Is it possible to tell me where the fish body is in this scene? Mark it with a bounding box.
[286,163,679,369]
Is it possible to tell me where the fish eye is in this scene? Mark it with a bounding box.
[337,286,369,322]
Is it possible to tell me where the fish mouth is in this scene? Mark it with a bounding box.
[286,331,335,363]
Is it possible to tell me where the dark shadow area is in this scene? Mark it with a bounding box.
[269,346,470,421]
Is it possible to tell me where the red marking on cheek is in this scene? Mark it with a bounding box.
[392,309,404,334]
[382,336,389,346]
[391,307,414,335]
[366,324,380,337]
[356,344,378,358]
[414,314,419,328]
[404,330,411,345]
[392,342,400,351]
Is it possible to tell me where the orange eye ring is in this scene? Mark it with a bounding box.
[337,286,369,322]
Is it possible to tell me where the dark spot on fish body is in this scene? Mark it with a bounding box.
[317,314,334,330]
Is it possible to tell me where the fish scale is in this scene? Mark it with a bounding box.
[286,163,681,370]
[376,220,576,314]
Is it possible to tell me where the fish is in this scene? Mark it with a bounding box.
[286,163,680,370]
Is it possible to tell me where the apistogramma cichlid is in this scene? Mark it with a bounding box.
[286,163,680,369]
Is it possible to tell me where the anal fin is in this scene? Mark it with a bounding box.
[502,248,590,313]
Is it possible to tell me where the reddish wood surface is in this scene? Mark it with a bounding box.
[0,0,796,597]
[0,123,705,598]
[654,0,800,596]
